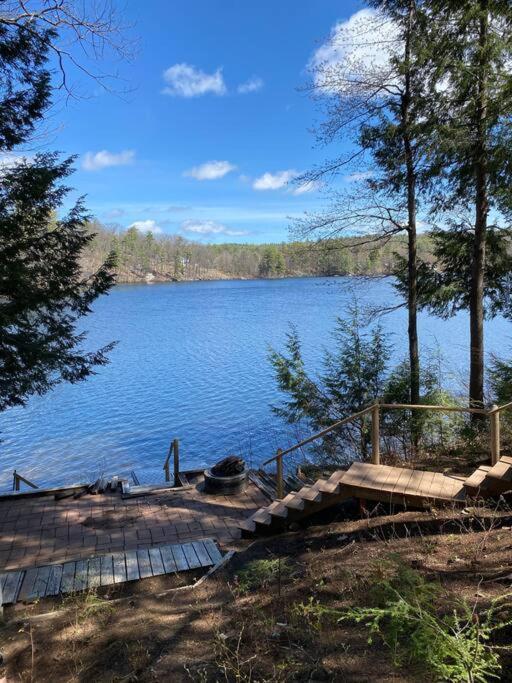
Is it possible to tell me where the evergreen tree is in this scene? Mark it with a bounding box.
[0,13,117,411]
[269,303,390,461]
[421,0,512,410]
[294,0,433,424]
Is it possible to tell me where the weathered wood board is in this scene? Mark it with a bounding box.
[0,539,223,606]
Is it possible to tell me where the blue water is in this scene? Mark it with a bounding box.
[0,277,510,489]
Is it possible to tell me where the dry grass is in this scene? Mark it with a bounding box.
[1,506,512,681]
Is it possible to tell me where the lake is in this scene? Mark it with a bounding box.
[0,276,510,489]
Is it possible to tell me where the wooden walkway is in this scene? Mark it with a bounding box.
[0,538,223,606]
[240,458,508,536]
[340,462,466,505]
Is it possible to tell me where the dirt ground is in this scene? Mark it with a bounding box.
[1,506,512,682]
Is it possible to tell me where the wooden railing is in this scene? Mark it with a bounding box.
[263,400,512,500]
[12,470,38,492]
[163,438,180,483]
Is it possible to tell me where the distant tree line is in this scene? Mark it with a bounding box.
[83,222,437,281]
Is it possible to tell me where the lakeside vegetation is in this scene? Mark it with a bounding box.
[83,222,437,282]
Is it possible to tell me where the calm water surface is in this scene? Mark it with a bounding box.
[1,277,510,489]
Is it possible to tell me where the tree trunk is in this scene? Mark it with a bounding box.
[402,0,421,443]
[470,0,489,415]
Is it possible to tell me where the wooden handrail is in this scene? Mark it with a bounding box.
[261,404,376,466]
[12,470,38,492]
[380,403,487,414]
[263,400,494,469]
[489,400,512,414]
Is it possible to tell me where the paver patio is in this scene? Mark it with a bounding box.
[0,481,270,571]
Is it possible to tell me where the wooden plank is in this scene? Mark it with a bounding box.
[202,539,223,565]
[406,469,426,497]
[148,547,165,576]
[45,565,63,597]
[191,541,213,568]
[2,571,24,605]
[30,565,52,600]
[429,473,447,500]
[73,560,88,592]
[87,557,102,589]
[486,460,511,481]
[170,543,189,571]
[60,562,77,594]
[18,567,40,601]
[464,466,491,490]
[124,550,140,581]
[136,549,153,579]
[181,542,202,569]
[112,553,127,584]
[417,470,436,499]
[392,468,415,495]
[100,554,114,587]
[159,545,178,573]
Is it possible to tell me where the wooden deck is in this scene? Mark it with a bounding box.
[0,538,223,606]
[342,462,466,506]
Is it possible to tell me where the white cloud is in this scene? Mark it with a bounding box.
[128,220,163,234]
[184,160,236,181]
[292,180,321,195]
[237,76,264,94]
[181,219,248,237]
[310,9,400,93]
[83,150,135,172]
[253,169,299,191]
[162,63,226,97]
[0,153,30,170]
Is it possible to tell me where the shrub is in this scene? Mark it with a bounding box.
[293,561,512,682]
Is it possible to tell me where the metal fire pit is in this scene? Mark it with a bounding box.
[203,468,247,495]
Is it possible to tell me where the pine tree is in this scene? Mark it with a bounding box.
[0,16,117,410]
[294,0,433,425]
[421,0,512,410]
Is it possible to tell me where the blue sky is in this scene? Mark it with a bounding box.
[46,0,365,243]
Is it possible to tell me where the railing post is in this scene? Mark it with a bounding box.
[173,438,180,485]
[276,448,284,499]
[164,442,172,482]
[371,404,380,465]
[490,405,500,465]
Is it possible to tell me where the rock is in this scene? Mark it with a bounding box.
[211,455,245,477]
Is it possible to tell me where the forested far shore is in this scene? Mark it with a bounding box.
[82,222,437,283]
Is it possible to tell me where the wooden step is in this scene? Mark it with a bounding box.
[267,501,288,518]
[252,508,272,526]
[316,477,344,494]
[297,486,322,503]
[239,518,256,533]
[281,493,305,511]
[486,458,512,483]
[464,466,492,492]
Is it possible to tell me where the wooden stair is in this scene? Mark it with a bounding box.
[464,456,512,496]
[239,470,352,536]
[240,457,512,538]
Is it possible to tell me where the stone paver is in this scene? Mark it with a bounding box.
[0,481,270,571]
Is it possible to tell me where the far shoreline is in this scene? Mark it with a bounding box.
[112,272,390,287]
